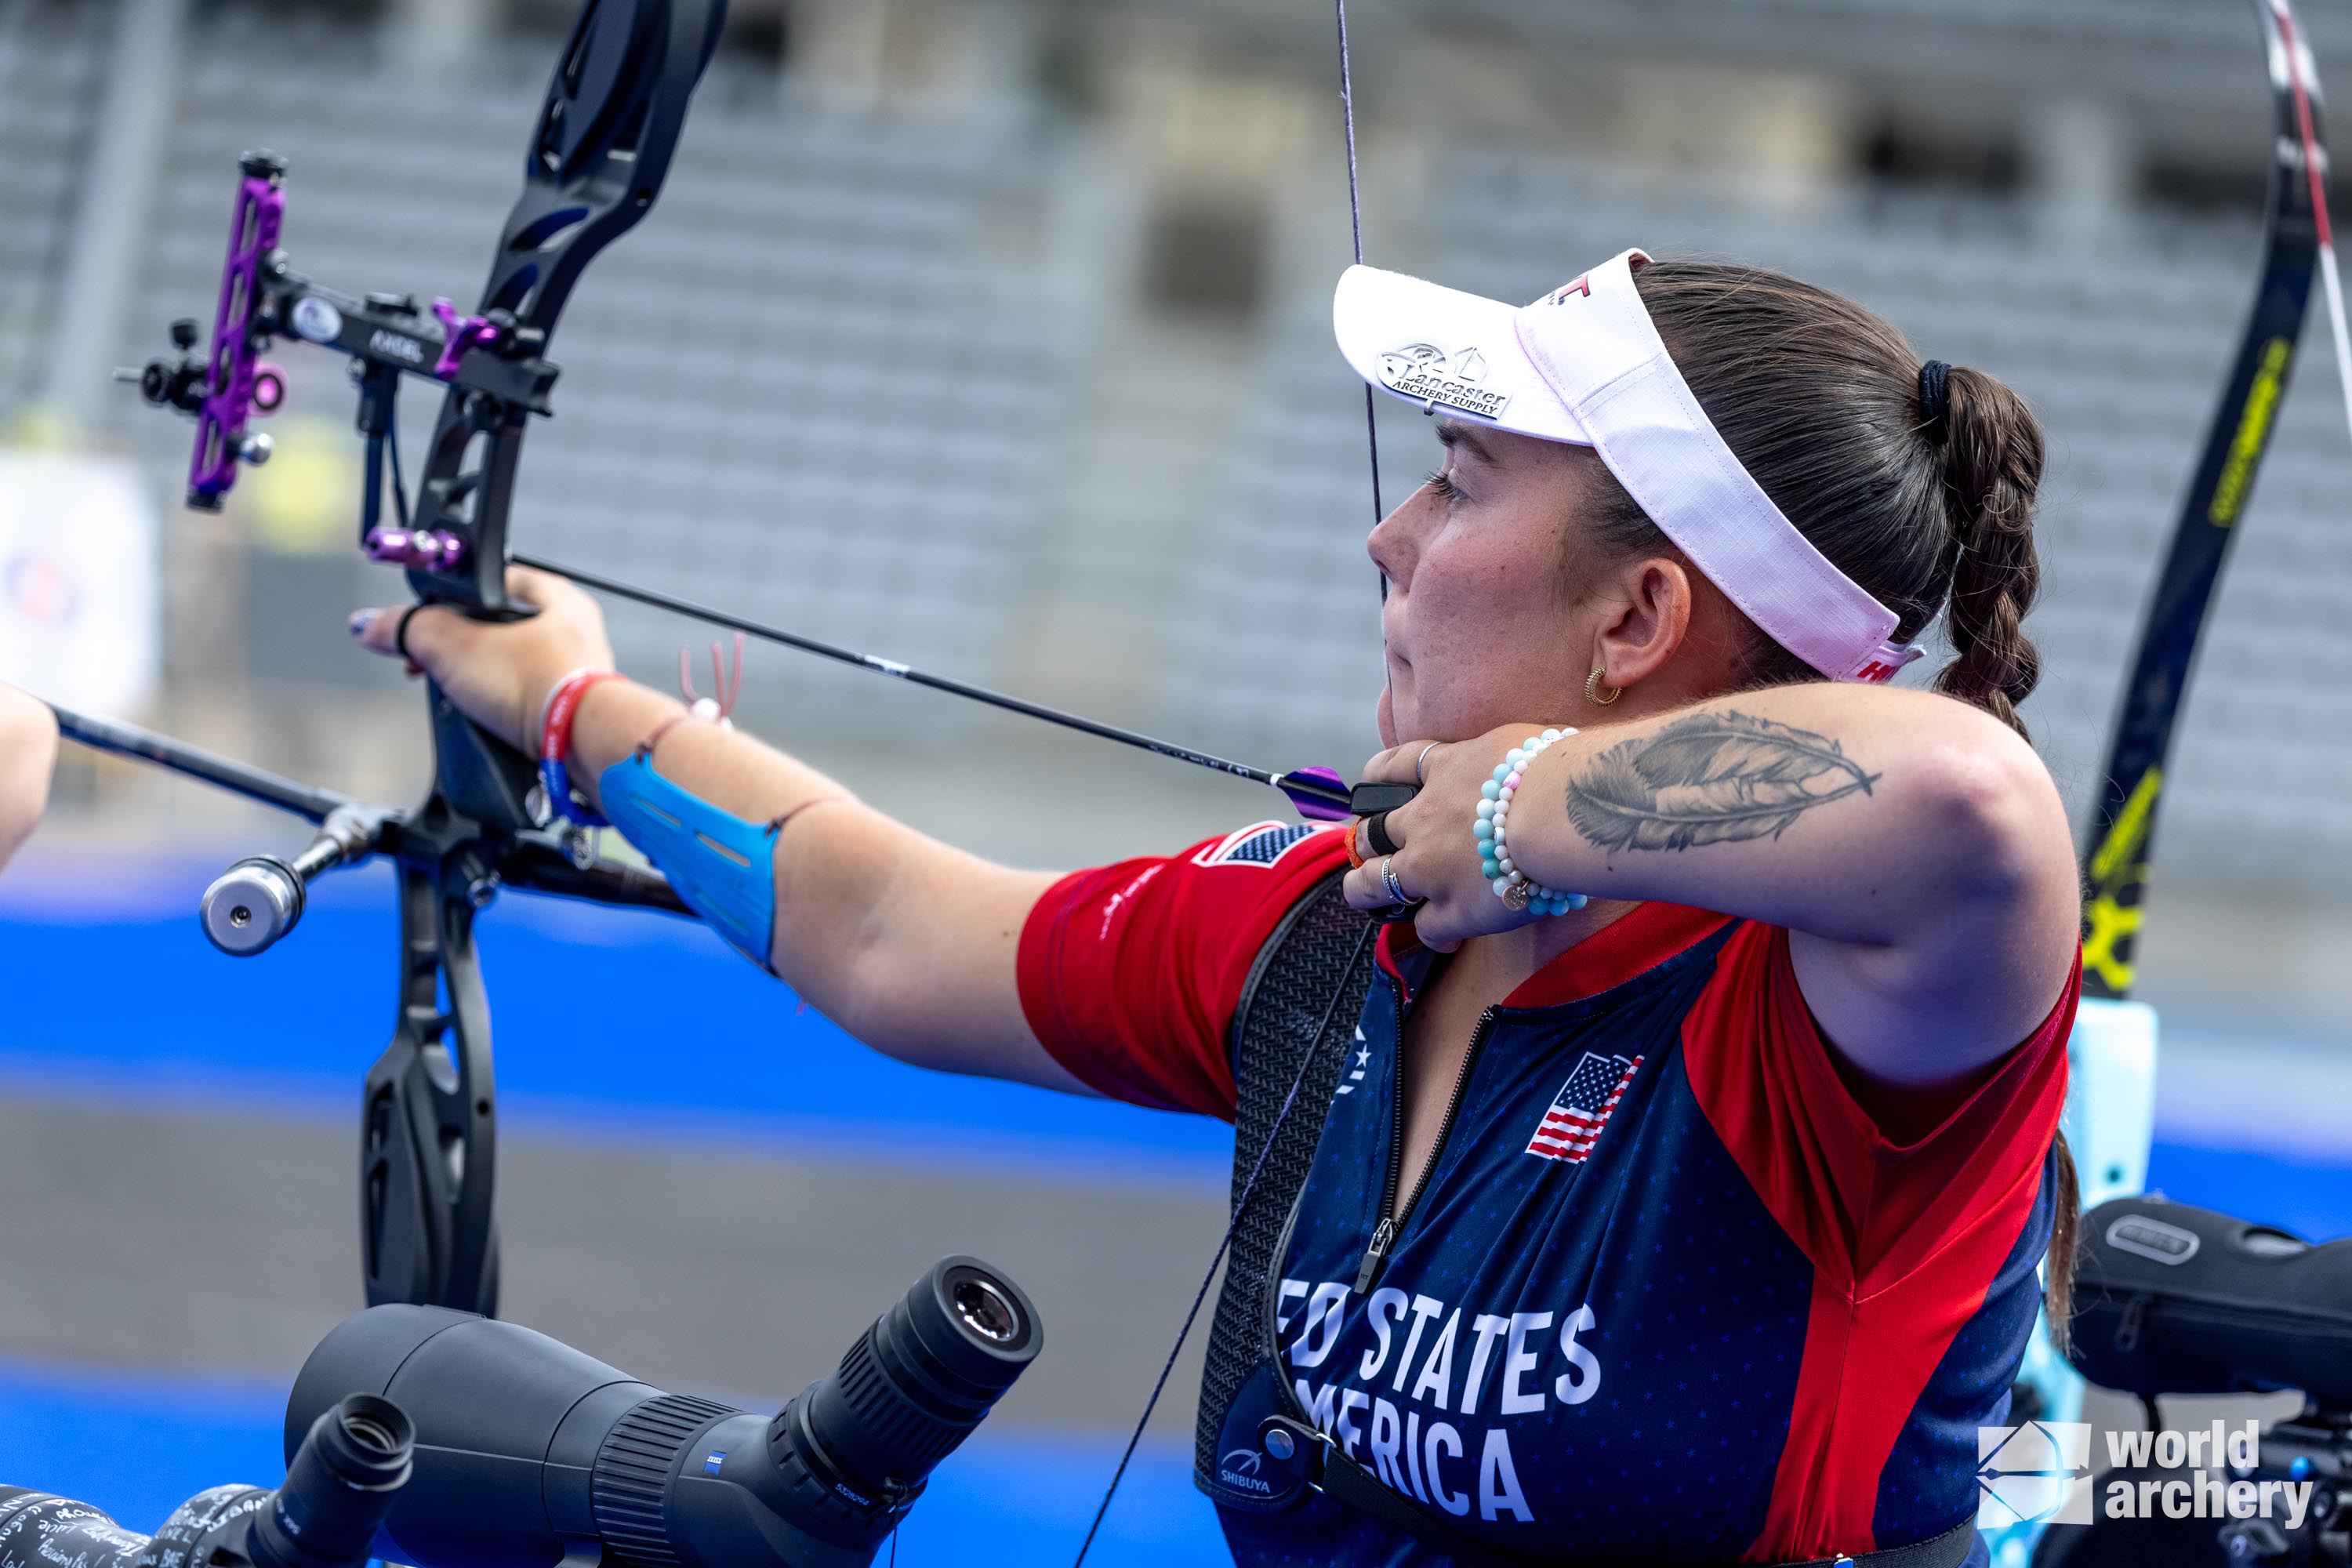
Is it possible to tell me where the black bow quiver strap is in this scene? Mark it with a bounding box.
[1194,870,1381,1486]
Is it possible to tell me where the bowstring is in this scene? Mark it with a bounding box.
[1068,13,1393,1552]
[2276,2,2352,451]
[1068,14,1388,1554]
[1335,0,1388,598]
[1069,920,1377,1566]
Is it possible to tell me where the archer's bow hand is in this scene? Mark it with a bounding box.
[350,565,616,755]
[0,683,58,875]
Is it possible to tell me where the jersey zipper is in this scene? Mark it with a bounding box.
[1356,1000,1499,1294]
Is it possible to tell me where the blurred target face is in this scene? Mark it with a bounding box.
[1367,418,1636,749]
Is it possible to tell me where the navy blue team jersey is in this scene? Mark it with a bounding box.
[1018,822,2078,1566]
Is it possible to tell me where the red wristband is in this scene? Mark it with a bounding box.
[539,669,625,764]
[538,670,626,827]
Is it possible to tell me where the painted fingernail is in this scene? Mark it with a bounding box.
[348,610,376,637]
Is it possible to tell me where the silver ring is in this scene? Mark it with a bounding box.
[1381,855,1406,905]
[1414,742,1441,784]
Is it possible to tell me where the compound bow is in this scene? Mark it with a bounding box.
[50,0,1407,1323]
[63,0,735,1317]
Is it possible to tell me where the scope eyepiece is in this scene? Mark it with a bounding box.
[248,1395,415,1568]
[0,1394,413,1568]
[767,1257,1042,1544]
[785,1258,1040,1494]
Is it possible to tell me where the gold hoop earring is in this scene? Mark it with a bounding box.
[1586,666,1621,706]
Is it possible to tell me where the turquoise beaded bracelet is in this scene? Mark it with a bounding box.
[1474,728,1588,916]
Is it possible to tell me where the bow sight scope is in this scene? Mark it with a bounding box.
[288,1254,1039,1568]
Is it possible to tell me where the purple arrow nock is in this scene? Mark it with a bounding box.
[365,527,469,571]
[1278,766,1355,822]
[431,297,500,379]
[188,161,285,509]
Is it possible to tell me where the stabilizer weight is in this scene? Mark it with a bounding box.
[198,805,390,957]
[201,856,306,956]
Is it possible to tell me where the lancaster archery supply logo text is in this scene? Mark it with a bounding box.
[1374,343,1511,420]
[1977,1419,2318,1529]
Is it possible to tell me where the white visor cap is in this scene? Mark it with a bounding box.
[1332,248,1921,685]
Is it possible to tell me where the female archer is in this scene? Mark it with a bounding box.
[355,249,2082,1568]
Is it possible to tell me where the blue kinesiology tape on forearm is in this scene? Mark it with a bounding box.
[596,751,779,970]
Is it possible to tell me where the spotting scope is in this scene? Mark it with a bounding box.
[4,1255,1040,1568]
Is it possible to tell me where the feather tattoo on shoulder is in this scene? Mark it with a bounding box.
[1564,710,1881,853]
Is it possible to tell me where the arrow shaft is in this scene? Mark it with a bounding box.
[509,551,1352,812]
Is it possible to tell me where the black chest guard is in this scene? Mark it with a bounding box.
[1194,870,1380,1487]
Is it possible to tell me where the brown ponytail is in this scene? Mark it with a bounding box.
[1577,260,2077,1347]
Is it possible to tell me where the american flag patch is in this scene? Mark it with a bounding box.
[1192,821,1330,869]
[1334,1028,1370,1095]
[1525,1052,1642,1163]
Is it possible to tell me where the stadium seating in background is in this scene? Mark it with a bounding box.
[0,4,111,416]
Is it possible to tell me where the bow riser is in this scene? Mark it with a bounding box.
[362,865,501,1316]
[105,0,729,1319]
[401,0,728,618]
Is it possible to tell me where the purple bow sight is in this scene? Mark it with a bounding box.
[186,154,288,510]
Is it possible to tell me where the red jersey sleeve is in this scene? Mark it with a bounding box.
[1681,922,2078,1295]
[1016,821,1352,1120]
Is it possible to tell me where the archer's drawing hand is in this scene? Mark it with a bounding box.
[1341,725,1548,953]
[350,565,615,753]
